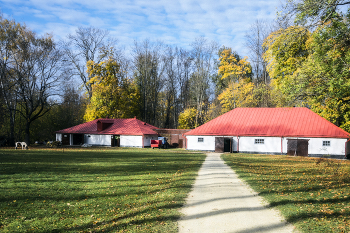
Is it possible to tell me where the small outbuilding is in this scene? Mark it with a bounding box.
[153,129,191,148]
[56,117,159,148]
[184,107,350,158]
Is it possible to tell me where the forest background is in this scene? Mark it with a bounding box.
[1,0,350,145]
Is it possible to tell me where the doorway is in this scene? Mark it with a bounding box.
[287,139,309,156]
[111,135,120,147]
[215,137,232,153]
[72,134,84,145]
[62,134,70,145]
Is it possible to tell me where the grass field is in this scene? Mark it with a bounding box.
[222,153,350,233]
[0,148,206,232]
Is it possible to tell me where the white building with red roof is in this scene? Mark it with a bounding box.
[184,108,350,158]
[56,117,159,147]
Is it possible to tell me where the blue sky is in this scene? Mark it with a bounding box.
[0,0,281,58]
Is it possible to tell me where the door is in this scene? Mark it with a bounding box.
[171,135,179,147]
[287,139,308,156]
[111,135,120,147]
[62,134,70,145]
[215,137,224,153]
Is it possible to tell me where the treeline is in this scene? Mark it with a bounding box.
[1,0,350,145]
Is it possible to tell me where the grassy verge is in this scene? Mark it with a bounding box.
[0,148,206,232]
[222,153,350,233]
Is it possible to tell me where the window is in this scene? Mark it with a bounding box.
[255,139,264,144]
[323,141,331,147]
[198,137,204,142]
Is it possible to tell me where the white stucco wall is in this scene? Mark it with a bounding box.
[56,133,62,142]
[281,137,347,156]
[186,136,216,151]
[143,135,158,147]
[84,134,111,146]
[239,137,282,154]
[120,135,143,148]
[186,135,347,156]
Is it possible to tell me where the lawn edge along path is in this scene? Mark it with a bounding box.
[179,153,296,233]
[222,153,350,233]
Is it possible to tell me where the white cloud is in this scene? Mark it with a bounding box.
[0,0,281,57]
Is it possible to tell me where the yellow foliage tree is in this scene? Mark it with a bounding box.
[215,48,255,114]
[178,108,198,129]
[218,79,255,114]
[84,58,140,121]
[218,48,252,82]
[263,26,310,106]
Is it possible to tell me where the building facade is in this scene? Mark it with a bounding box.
[185,108,350,158]
[56,118,159,148]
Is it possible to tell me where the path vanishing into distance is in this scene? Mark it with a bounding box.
[178,153,297,233]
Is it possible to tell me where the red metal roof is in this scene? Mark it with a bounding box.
[56,118,159,136]
[184,108,349,138]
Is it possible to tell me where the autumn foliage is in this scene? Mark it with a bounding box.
[222,153,350,232]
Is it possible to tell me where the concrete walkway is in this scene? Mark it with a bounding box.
[178,153,296,233]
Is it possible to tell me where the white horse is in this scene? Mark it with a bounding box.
[15,142,28,150]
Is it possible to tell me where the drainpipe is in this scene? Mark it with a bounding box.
[281,137,283,155]
[237,136,240,152]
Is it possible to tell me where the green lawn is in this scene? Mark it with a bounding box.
[222,153,350,233]
[0,148,206,232]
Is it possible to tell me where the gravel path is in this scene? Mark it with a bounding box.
[178,153,297,233]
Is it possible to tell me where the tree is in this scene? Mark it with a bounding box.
[245,20,271,84]
[161,46,178,128]
[178,107,198,129]
[159,46,193,129]
[218,79,255,113]
[263,8,350,131]
[13,32,64,144]
[63,27,110,99]
[288,0,350,25]
[297,13,350,131]
[0,16,64,145]
[31,86,86,142]
[133,40,165,126]
[190,37,218,127]
[0,16,21,145]
[218,48,252,82]
[84,57,140,121]
[214,48,253,114]
[263,25,310,105]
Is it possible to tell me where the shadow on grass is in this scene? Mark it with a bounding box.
[286,210,350,223]
[269,196,350,207]
[0,148,206,232]
[222,153,350,231]
[63,203,182,232]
